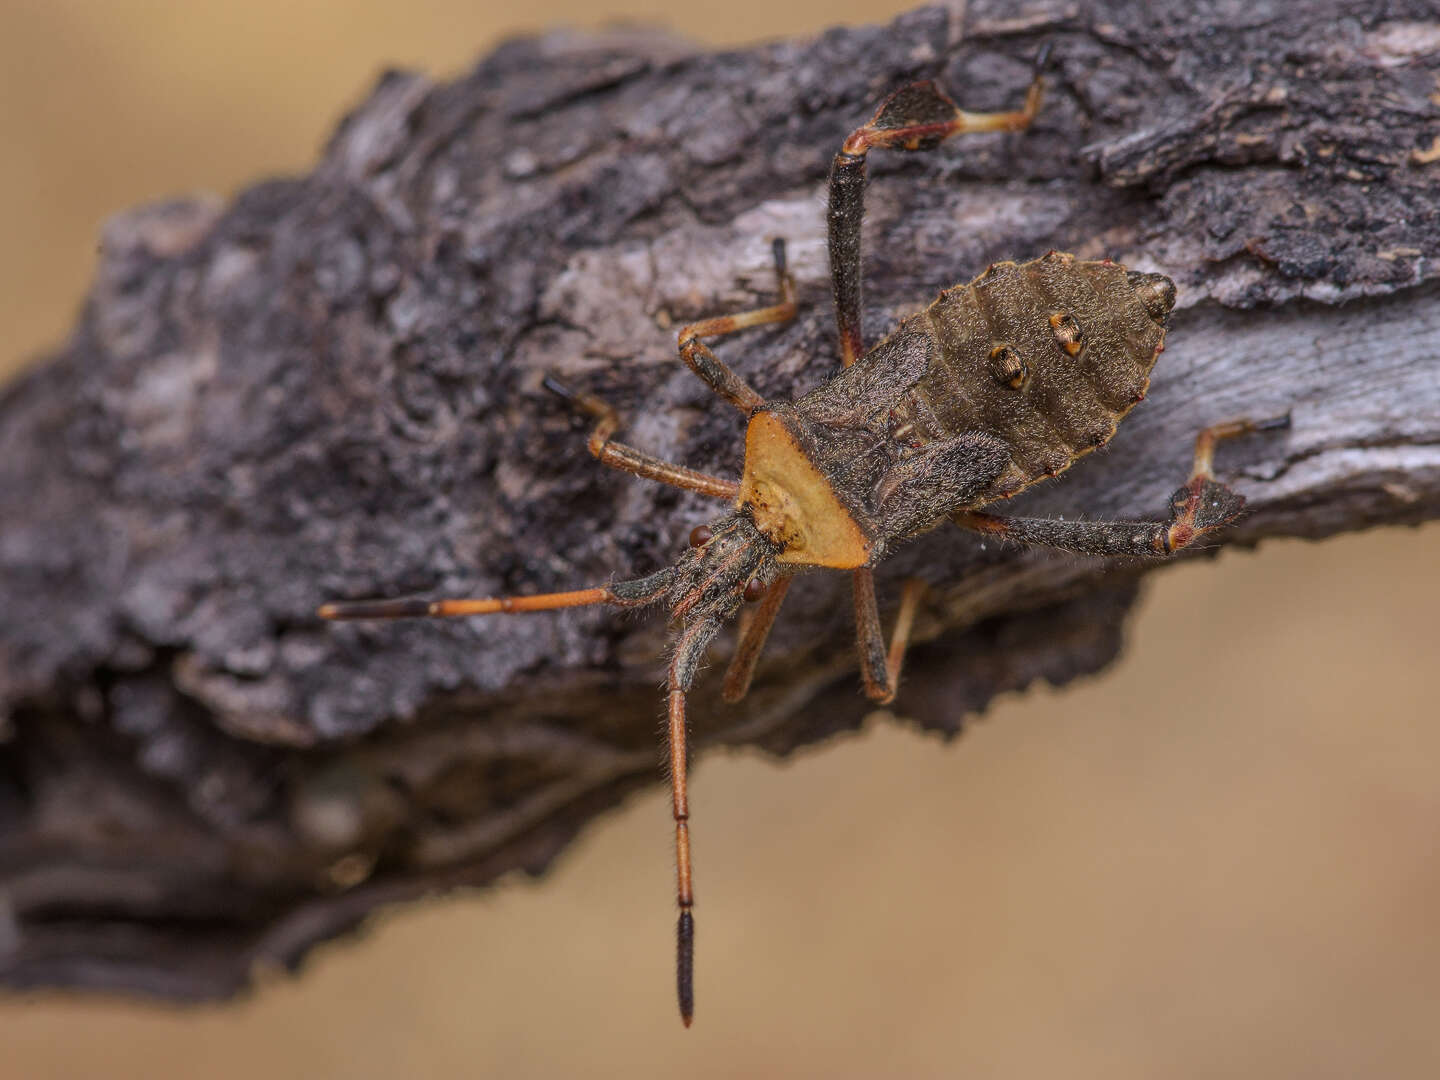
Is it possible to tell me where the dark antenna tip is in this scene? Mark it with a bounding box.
[677,910,695,1028]
[771,236,787,275]
[317,597,436,620]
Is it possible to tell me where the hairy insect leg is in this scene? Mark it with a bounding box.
[667,615,726,1028]
[542,376,739,499]
[678,238,797,415]
[952,415,1291,556]
[852,570,927,705]
[317,566,677,621]
[828,46,1049,366]
[722,575,794,703]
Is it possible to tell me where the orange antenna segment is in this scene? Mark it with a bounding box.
[318,587,614,621]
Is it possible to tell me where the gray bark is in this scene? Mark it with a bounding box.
[0,0,1436,998]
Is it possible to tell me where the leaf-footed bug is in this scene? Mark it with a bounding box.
[320,44,1289,1026]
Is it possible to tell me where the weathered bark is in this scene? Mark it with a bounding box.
[0,0,1436,998]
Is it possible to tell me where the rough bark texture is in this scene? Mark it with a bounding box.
[1,0,1437,998]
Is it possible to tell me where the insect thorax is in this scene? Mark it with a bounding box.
[737,410,873,568]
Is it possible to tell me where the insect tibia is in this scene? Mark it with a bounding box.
[866,81,961,146]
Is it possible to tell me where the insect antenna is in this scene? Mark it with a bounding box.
[665,614,726,1028]
[320,516,771,1028]
[317,567,677,621]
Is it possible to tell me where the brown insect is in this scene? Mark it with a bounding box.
[320,49,1287,1026]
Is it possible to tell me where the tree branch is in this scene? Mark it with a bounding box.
[1,0,1436,998]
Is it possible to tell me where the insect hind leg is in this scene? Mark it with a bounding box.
[952,415,1292,556]
[828,45,1049,367]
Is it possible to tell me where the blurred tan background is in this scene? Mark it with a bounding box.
[3,2,1437,1077]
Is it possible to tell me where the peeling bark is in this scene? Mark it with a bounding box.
[1,0,1437,998]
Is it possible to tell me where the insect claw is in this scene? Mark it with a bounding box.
[540,373,578,401]
[1032,40,1054,74]
[1255,412,1293,432]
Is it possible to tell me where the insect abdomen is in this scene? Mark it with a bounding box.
[898,251,1168,500]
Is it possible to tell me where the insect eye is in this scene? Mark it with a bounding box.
[689,525,714,548]
[743,578,766,603]
[987,344,1028,390]
[1048,311,1084,356]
